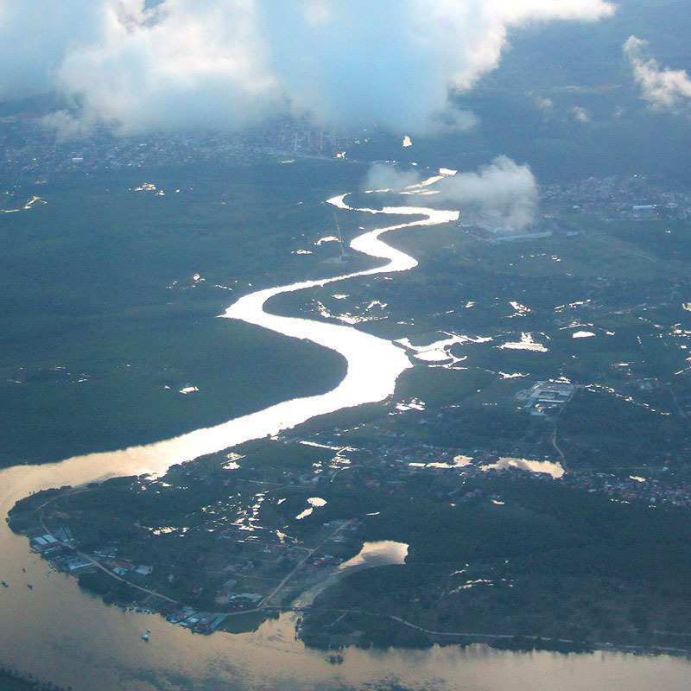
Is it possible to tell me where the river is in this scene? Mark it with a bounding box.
[0,178,688,690]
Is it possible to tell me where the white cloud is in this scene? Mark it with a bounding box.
[0,0,616,136]
[571,106,591,123]
[624,35,691,112]
[50,0,282,135]
[436,156,539,231]
[366,156,539,232]
[534,96,554,111]
[364,163,421,192]
[0,0,103,100]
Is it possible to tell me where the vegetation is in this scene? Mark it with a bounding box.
[302,476,691,652]
[0,161,361,465]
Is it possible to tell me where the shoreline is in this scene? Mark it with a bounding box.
[0,177,464,688]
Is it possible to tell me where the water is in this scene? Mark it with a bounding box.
[338,540,409,571]
[0,180,688,689]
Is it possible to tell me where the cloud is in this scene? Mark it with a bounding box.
[363,163,422,192]
[436,156,539,231]
[534,96,554,111]
[366,157,539,231]
[427,108,479,135]
[0,1,103,100]
[48,0,282,135]
[571,106,591,123]
[624,35,691,112]
[0,0,615,136]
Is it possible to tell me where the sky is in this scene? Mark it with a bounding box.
[624,35,691,114]
[0,0,618,137]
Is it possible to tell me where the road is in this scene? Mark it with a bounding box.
[261,519,354,607]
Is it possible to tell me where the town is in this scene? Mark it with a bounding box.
[9,383,691,641]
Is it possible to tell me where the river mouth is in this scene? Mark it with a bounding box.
[0,173,460,689]
[1,171,690,691]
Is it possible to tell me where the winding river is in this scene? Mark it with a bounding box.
[0,178,689,690]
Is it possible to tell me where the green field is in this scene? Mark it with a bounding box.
[0,161,368,465]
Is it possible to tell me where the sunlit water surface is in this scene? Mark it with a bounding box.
[0,179,688,689]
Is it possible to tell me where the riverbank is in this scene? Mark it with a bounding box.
[2,169,691,690]
[0,176,462,689]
